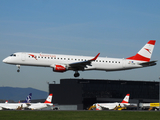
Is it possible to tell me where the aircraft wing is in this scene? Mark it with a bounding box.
[139,60,157,66]
[69,53,100,70]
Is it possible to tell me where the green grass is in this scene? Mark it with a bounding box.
[0,111,160,120]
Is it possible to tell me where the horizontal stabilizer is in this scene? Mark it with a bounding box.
[139,60,157,66]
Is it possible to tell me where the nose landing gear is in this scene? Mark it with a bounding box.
[16,65,20,72]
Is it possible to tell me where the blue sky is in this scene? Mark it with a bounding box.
[0,0,160,92]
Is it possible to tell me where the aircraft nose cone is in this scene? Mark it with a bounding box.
[2,58,7,63]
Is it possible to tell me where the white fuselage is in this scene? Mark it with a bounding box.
[0,103,28,110]
[28,103,53,110]
[3,52,143,71]
[96,102,130,110]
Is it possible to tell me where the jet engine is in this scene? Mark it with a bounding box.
[52,65,67,72]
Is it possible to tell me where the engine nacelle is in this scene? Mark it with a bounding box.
[53,65,67,72]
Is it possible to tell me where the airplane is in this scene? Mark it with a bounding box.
[0,93,32,110]
[95,94,130,110]
[3,40,157,77]
[142,103,160,110]
[27,94,53,110]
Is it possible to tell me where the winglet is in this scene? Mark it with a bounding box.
[90,53,100,61]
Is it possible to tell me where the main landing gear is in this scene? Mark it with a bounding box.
[74,71,80,77]
[16,65,20,72]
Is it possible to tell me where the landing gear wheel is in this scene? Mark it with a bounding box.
[16,65,21,73]
[74,72,80,77]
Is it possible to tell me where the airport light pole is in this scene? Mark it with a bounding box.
[46,81,49,95]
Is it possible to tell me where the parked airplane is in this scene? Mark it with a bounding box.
[27,94,53,110]
[95,94,130,110]
[3,40,156,77]
[142,103,160,110]
[0,93,32,110]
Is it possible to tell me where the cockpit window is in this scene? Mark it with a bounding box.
[10,54,16,57]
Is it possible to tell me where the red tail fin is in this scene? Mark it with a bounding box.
[126,40,156,62]
[121,94,130,103]
[44,94,53,103]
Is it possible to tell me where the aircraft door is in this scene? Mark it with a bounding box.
[21,53,26,61]
[122,59,126,68]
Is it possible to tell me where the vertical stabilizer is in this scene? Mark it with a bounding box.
[24,93,32,103]
[44,94,53,103]
[95,104,102,110]
[121,94,130,103]
[126,40,156,62]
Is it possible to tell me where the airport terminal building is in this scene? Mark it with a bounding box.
[49,79,159,110]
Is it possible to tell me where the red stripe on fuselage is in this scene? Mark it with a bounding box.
[121,100,128,103]
[44,101,51,103]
